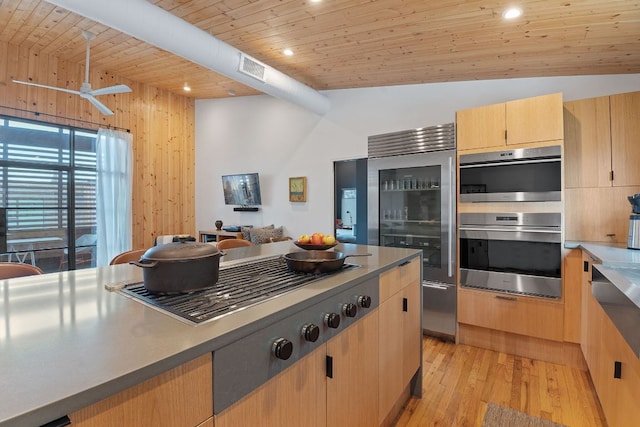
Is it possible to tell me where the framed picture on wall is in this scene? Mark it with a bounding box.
[289,177,307,202]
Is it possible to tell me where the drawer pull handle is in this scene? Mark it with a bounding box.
[495,295,517,301]
[614,361,622,379]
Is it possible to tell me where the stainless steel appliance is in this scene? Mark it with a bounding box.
[367,123,456,339]
[459,212,562,298]
[459,145,561,203]
[628,194,640,250]
[122,256,359,324]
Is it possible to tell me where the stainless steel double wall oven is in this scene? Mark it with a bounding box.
[458,145,563,299]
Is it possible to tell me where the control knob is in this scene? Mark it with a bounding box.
[324,312,341,329]
[342,303,357,318]
[272,338,293,360]
[301,323,320,342]
[358,295,372,308]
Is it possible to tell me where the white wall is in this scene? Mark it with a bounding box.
[195,74,640,239]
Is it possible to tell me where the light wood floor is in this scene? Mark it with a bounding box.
[393,336,607,427]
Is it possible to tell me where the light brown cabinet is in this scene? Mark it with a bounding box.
[69,353,213,427]
[564,91,640,188]
[458,287,564,342]
[456,93,563,152]
[564,96,612,188]
[610,91,640,187]
[564,92,640,243]
[215,345,327,427]
[562,248,583,344]
[378,258,422,425]
[327,312,379,427]
[580,252,596,372]
[580,253,640,427]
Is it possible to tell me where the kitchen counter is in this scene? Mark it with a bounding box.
[565,241,640,356]
[565,241,640,266]
[566,241,640,308]
[0,242,421,427]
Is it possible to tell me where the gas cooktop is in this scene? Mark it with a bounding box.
[122,256,358,325]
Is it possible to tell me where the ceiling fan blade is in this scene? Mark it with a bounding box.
[82,94,114,115]
[12,80,81,96]
[90,84,132,96]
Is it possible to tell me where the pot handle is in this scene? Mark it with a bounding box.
[129,260,159,268]
[344,253,372,259]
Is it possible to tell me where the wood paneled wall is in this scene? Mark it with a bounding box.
[0,41,195,249]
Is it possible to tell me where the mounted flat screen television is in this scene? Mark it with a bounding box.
[222,173,262,206]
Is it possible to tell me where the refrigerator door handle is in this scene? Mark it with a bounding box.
[447,155,454,278]
[423,282,449,290]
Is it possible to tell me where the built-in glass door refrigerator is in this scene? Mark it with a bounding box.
[368,140,456,340]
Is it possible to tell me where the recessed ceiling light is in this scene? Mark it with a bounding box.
[183,83,191,92]
[283,48,294,56]
[502,7,523,19]
[310,0,322,3]
[227,90,236,96]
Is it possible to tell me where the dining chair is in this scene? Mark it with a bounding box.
[0,262,44,279]
[216,239,254,250]
[109,249,148,265]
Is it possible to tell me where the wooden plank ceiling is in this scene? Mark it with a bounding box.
[1,0,639,100]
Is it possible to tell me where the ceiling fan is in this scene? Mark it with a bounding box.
[12,30,131,115]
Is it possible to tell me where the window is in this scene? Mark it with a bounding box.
[0,116,98,272]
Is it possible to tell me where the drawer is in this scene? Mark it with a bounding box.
[458,288,564,341]
[379,257,421,302]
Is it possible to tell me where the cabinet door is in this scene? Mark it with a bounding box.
[506,93,564,145]
[610,91,640,186]
[458,288,564,341]
[456,102,506,151]
[69,354,213,427]
[402,281,421,385]
[563,249,582,343]
[606,320,640,427]
[215,345,327,427]
[580,251,593,358]
[327,312,379,427]
[564,96,612,188]
[378,291,404,424]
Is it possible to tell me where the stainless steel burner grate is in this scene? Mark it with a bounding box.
[122,256,357,324]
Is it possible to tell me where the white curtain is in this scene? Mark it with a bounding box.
[95,128,133,267]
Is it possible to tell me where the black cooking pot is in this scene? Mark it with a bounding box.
[130,242,224,294]
[283,251,371,274]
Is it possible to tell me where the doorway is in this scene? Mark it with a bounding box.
[334,158,368,244]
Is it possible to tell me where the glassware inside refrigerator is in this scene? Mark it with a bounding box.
[379,166,443,270]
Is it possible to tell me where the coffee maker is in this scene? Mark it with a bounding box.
[628,194,640,250]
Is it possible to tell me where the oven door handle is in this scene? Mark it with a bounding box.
[458,226,560,234]
[460,158,560,168]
